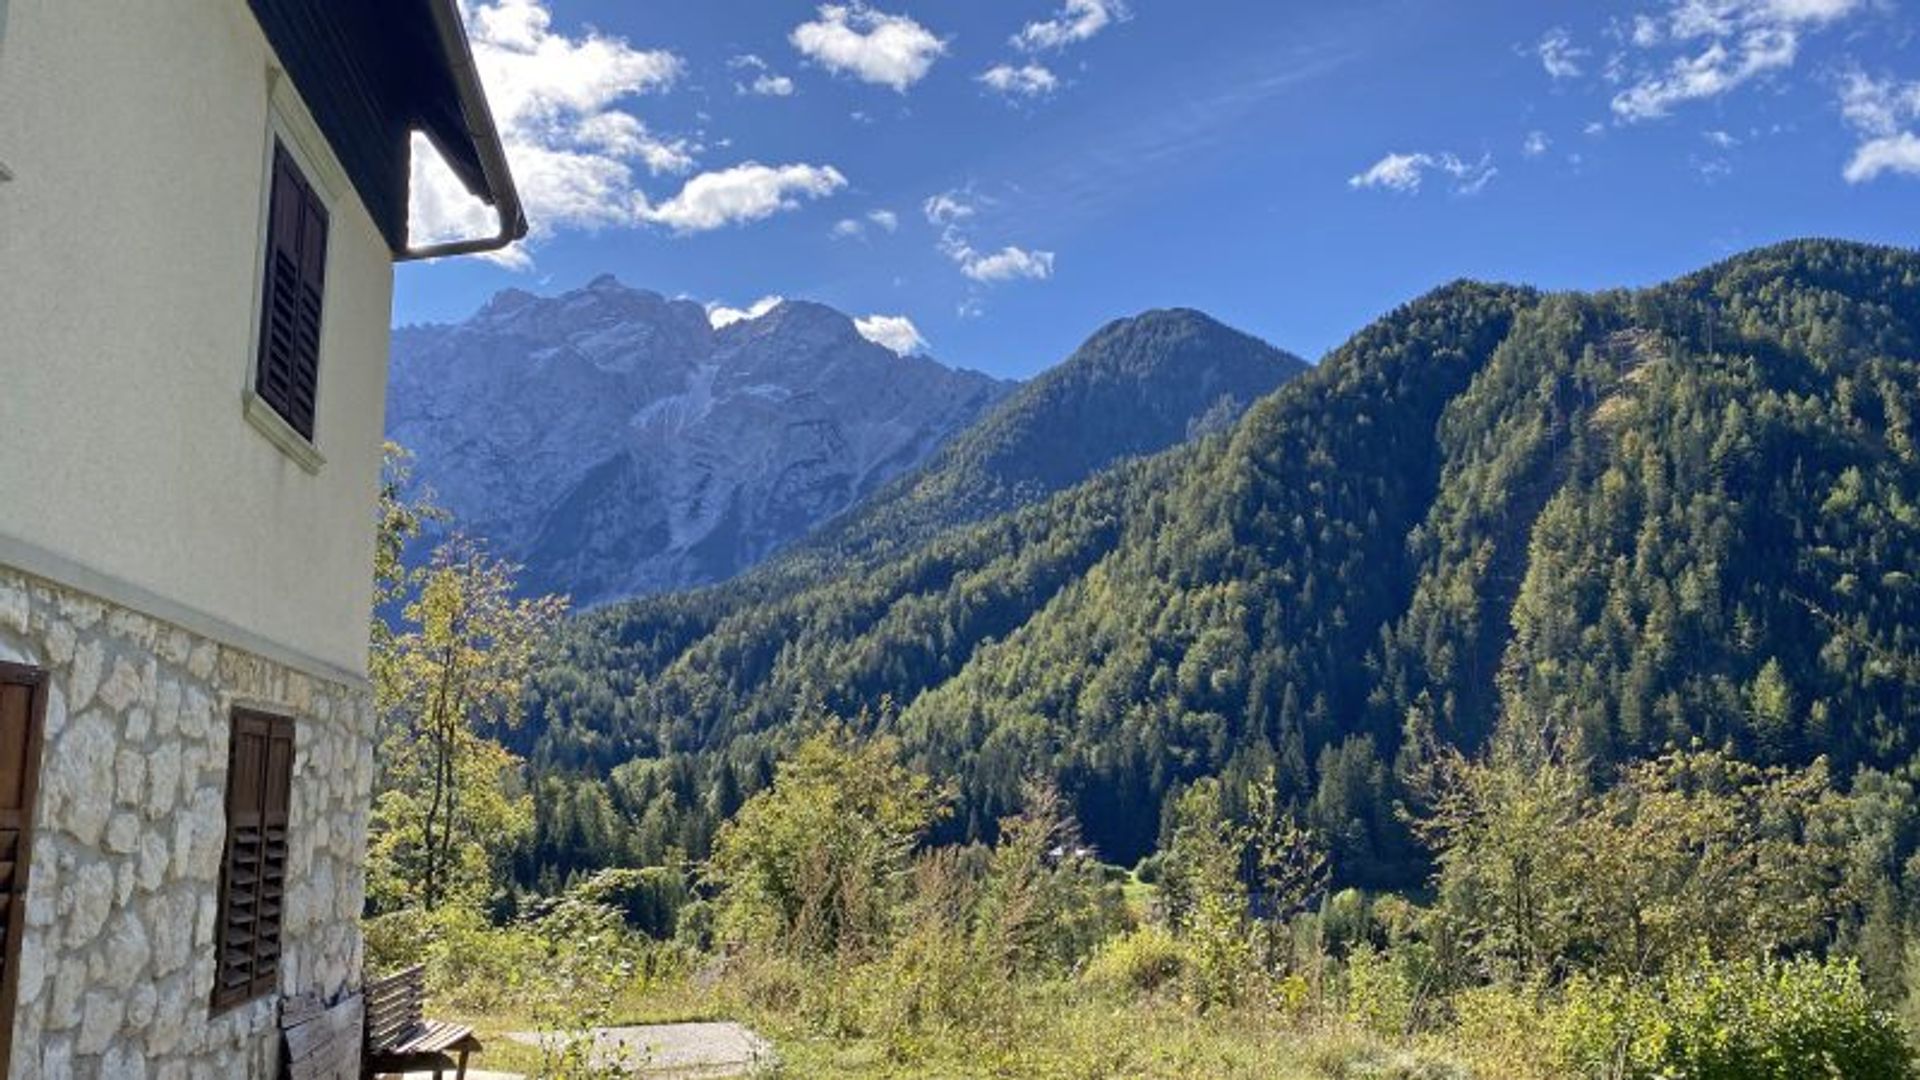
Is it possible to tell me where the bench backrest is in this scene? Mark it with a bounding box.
[363,965,427,1053]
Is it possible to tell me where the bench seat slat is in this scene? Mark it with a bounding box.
[388,1019,480,1054]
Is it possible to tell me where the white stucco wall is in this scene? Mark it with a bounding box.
[0,0,394,682]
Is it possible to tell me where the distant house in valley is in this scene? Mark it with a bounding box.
[0,1,522,1075]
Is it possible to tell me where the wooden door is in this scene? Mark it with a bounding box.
[0,662,47,1076]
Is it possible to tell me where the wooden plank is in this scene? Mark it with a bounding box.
[0,663,46,1080]
[283,992,362,1080]
[281,990,326,1028]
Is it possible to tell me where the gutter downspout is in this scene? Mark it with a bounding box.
[397,0,528,262]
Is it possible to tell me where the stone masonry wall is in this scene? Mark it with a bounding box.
[0,565,374,1079]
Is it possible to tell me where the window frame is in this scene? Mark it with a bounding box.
[242,74,344,474]
[211,707,296,1014]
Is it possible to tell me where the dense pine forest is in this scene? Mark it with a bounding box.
[514,240,1920,888]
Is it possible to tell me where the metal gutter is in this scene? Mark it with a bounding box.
[398,0,528,261]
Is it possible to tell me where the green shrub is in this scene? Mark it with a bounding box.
[363,904,549,1013]
[1343,942,1420,1037]
[1083,925,1190,998]
[1554,955,1915,1080]
[362,904,446,975]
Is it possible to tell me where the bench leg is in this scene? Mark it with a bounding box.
[455,1049,471,1080]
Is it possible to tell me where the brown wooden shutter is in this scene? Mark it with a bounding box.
[213,709,295,1011]
[255,141,329,442]
[0,663,48,1076]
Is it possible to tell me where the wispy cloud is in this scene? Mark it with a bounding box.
[1536,28,1588,79]
[831,208,903,240]
[1349,151,1498,195]
[1609,0,1869,121]
[923,190,1055,284]
[1014,0,1131,52]
[730,54,797,97]
[923,190,978,226]
[790,4,947,92]
[1523,130,1552,157]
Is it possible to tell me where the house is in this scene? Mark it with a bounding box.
[0,1,522,1075]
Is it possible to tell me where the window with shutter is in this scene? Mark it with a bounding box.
[213,709,295,1012]
[254,140,329,442]
[0,663,47,1076]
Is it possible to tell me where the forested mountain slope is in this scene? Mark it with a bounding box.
[786,308,1308,569]
[519,240,1920,893]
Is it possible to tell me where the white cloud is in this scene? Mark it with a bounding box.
[1523,130,1552,157]
[946,241,1056,283]
[1014,0,1130,52]
[980,63,1061,99]
[731,54,797,97]
[638,163,848,233]
[1348,152,1498,195]
[1610,0,1869,121]
[854,314,930,355]
[831,208,903,240]
[1349,153,1430,193]
[1838,72,1920,183]
[574,113,697,174]
[923,190,978,226]
[410,0,688,261]
[1840,71,1920,138]
[1845,133,1920,182]
[1537,28,1588,79]
[707,296,785,328]
[923,189,1051,284]
[751,74,797,96]
[790,4,946,92]
[1611,33,1798,119]
[1703,128,1741,147]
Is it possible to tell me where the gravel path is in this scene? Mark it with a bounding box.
[505,1022,776,1077]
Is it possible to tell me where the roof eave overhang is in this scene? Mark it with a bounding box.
[396,0,528,262]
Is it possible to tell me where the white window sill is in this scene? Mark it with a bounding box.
[243,391,325,474]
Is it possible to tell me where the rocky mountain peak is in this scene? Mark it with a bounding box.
[387,285,1013,605]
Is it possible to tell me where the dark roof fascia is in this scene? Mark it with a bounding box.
[398,0,526,261]
[249,0,525,260]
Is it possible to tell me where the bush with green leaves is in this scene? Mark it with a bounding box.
[1453,954,1916,1080]
[1082,925,1190,999]
[706,723,949,963]
[1554,954,1914,1080]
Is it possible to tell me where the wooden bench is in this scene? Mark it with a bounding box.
[363,966,482,1080]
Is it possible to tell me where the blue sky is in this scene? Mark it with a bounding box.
[396,0,1920,380]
